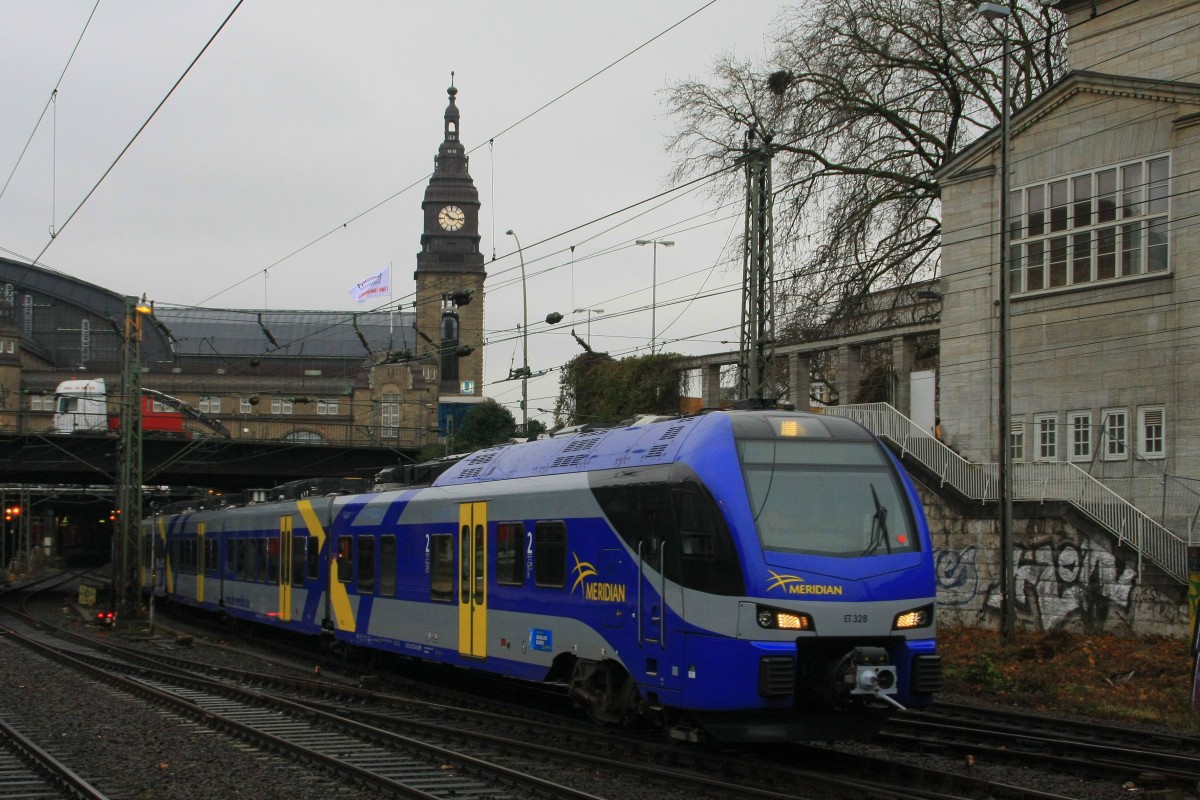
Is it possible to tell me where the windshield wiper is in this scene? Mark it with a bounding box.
[860,484,892,557]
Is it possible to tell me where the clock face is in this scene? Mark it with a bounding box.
[438,205,465,231]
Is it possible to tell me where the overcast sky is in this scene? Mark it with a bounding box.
[0,1,782,426]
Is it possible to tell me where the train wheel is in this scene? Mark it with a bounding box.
[568,659,640,726]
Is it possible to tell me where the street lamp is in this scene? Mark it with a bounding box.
[572,307,604,346]
[979,0,1016,644]
[635,239,673,353]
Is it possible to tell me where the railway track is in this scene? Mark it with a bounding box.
[0,614,607,800]
[0,716,110,800]
[5,581,1185,800]
[884,701,1200,793]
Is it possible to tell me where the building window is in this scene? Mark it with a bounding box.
[1102,408,1127,460]
[271,398,293,415]
[30,394,48,411]
[1034,414,1057,461]
[240,397,253,414]
[1138,406,1165,459]
[381,393,400,436]
[1009,418,1024,462]
[80,319,90,363]
[22,295,32,335]
[199,396,221,414]
[1068,411,1091,462]
[1008,155,1169,294]
[316,399,339,415]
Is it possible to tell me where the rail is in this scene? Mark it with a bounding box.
[822,403,1188,584]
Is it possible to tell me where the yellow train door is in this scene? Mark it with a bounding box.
[279,515,293,622]
[457,502,487,659]
[196,523,206,605]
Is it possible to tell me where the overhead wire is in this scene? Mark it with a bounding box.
[29,0,246,267]
[0,0,100,205]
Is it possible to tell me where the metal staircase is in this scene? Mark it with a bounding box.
[822,403,1189,584]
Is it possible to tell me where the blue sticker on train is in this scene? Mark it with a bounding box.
[529,628,553,652]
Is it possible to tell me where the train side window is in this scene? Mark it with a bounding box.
[337,536,353,583]
[246,538,255,581]
[306,537,320,580]
[267,536,280,584]
[256,538,267,582]
[496,522,524,586]
[226,536,237,575]
[429,533,453,602]
[207,538,220,577]
[380,535,397,596]
[533,521,566,588]
[674,490,715,558]
[358,535,376,594]
[291,537,306,587]
[236,538,247,579]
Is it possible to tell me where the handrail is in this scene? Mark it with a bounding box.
[822,403,1188,584]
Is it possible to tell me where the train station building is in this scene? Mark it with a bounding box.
[0,83,488,455]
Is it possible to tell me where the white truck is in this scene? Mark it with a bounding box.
[52,379,108,434]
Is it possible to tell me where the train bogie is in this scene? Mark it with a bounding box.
[141,409,942,742]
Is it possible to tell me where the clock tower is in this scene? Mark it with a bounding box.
[415,81,486,397]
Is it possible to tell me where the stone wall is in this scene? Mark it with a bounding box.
[916,478,1189,639]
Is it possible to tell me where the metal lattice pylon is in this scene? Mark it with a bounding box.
[738,129,775,402]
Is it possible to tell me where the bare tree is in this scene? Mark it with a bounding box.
[666,0,1065,338]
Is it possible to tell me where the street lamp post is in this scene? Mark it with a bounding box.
[572,307,604,346]
[505,230,530,434]
[635,239,673,353]
[980,0,1016,644]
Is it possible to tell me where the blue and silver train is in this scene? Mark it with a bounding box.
[140,409,942,741]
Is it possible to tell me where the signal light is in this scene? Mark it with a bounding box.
[94,610,115,627]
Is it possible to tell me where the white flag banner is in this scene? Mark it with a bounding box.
[348,267,391,304]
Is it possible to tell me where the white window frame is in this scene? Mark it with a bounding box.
[1008,154,1170,295]
[271,398,293,415]
[1068,411,1091,462]
[1102,408,1127,461]
[1137,405,1165,460]
[381,393,400,436]
[1009,418,1025,463]
[1034,413,1058,461]
[317,399,338,415]
[30,394,47,411]
[240,397,252,414]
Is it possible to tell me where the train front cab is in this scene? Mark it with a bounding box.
[668,412,944,742]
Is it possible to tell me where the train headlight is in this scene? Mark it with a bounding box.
[756,605,813,631]
[892,604,934,631]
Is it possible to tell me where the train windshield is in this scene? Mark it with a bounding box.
[740,440,918,558]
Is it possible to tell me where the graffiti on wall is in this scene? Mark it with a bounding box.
[935,535,1147,630]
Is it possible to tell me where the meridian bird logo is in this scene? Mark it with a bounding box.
[571,553,598,594]
[767,570,844,596]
